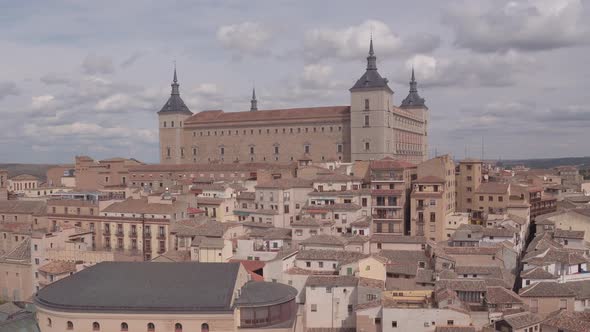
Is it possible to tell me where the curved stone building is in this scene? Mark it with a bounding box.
[34,262,298,332]
[158,39,429,165]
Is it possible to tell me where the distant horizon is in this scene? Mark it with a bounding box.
[1,155,589,166]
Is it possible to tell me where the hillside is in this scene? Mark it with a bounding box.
[500,156,590,170]
[0,164,58,182]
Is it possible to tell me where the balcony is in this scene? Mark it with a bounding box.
[157,234,166,240]
[115,231,124,237]
[416,205,425,211]
[129,232,138,238]
[103,230,111,236]
[144,233,152,239]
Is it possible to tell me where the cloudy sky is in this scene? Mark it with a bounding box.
[1,0,589,163]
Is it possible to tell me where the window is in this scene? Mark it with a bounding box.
[220,147,225,155]
[175,323,183,331]
[147,323,155,331]
[447,320,454,326]
[392,321,398,328]
[304,144,310,154]
[559,299,567,309]
[93,322,100,331]
[499,196,503,202]
[67,321,74,330]
[364,115,370,126]
[375,318,381,325]
[365,142,370,151]
[121,322,129,331]
[348,304,353,313]
[201,323,209,332]
[47,318,52,327]
[489,196,493,202]
[311,304,317,312]
[337,144,343,153]
[274,146,279,154]
[479,196,484,201]
[365,98,370,110]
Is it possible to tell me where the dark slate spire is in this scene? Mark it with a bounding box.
[350,38,393,93]
[250,87,258,111]
[367,37,377,70]
[400,67,426,108]
[171,67,180,95]
[158,66,192,115]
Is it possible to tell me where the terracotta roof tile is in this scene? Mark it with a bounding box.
[38,261,77,275]
[185,106,350,125]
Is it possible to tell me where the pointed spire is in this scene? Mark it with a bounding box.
[409,67,417,93]
[250,86,258,111]
[400,68,426,108]
[171,64,180,96]
[366,37,377,70]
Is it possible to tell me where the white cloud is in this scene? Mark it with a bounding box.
[404,51,535,87]
[217,22,272,55]
[31,95,55,110]
[443,0,590,52]
[304,20,439,61]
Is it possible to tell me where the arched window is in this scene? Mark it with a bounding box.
[175,323,183,331]
[67,321,74,330]
[93,322,100,331]
[121,322,129,331]
[47,318,52,327]
[201,323,209,332]
[147,322,155,332]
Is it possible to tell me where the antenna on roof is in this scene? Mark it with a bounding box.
[481,136,485,162]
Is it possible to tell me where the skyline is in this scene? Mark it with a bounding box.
[1,0,589,163]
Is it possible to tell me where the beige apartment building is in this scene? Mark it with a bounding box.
[0,169,7,200]
[158,40,429,165]
[410,155,456,242]
[74,156,143,191]
[368,158,416,236]
[0,238,32,302]
[473,183,511,218]
[455,159,483,212]
[8,174,40,194]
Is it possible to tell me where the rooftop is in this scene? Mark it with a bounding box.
[234,281,297,307]
[519,281,576,298]
[185,106,350,125]
[35,262,241,313]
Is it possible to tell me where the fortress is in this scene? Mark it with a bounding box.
[158,39,429,165]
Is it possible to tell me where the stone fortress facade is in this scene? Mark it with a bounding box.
[158,39,429,165]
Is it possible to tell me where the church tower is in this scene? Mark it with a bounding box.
[400,68,429,161]
[349,39,395,161]
[158,68,193,164]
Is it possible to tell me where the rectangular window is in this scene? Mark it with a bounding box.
[365,98,370,110]
[337,144,343,153]
[392,321,398,328]
[364,115,370,126]
[559,299,567,309]
[365,142,370,151]
[304,145,310,154]
[311,304,317,312]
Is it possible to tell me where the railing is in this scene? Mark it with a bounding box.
[144,233,152,239]
[116,231,124,237]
